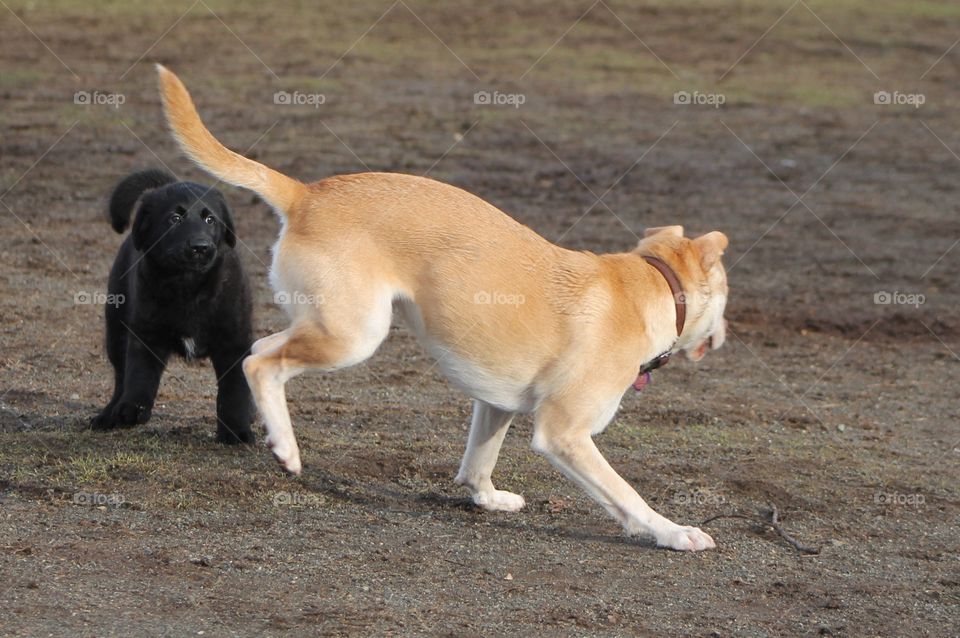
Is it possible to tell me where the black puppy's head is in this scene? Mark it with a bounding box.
[109,169,237,272]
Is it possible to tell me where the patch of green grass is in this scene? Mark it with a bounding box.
[5,0,266,17]
[724,75,864,109]
[59,450,159,485]
[808,0,960,20]
[0,68,53,88]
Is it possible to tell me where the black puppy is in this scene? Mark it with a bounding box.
[90,169,256,443]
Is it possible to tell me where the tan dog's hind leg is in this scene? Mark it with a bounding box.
[250,329,290,356]
[244,317,386,475]
[243,329,312,475]
[454,401,524,512]
[532,400,715,551]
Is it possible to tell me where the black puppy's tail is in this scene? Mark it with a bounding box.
[108,168,177,233]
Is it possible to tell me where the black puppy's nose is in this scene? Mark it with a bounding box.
[189,240,214,258]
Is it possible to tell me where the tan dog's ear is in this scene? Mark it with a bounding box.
[693,231,729,270]
[643,225,684,238]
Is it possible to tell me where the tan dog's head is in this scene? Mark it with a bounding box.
[634,225,729,362]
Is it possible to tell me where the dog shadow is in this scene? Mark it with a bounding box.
[4,408,659,550]
[295,468,660,550]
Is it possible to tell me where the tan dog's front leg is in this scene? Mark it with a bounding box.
[532,403,715,551]
[455,400,524,512]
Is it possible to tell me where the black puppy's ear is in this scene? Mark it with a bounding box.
[214,192,237,247]
[130,201,154,252]
[108,169,177,233]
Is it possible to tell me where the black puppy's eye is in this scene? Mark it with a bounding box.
[170,213,182,224]
[204,215,216,225]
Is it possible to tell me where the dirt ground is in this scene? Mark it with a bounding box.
[1,1,958,636]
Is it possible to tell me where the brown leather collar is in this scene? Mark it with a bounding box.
[643,256,686,336]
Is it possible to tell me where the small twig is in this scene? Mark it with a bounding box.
[767,504,821,555]
[702,502,821,555]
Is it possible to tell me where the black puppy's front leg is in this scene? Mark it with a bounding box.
[211,348,256,444]
[106,336,169,427]
[91,307,128,429]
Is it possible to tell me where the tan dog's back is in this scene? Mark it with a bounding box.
[285,171,613,406]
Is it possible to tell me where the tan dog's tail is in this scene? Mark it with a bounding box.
[156,64,305,214]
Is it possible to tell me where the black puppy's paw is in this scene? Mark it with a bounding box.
[216,423,256,445]
[90,401,152,430]
[89,408,116,430]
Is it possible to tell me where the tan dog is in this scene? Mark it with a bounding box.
[157,65,729,551]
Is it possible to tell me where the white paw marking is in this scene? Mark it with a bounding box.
[658,525,716,552]
[473,489,525,512]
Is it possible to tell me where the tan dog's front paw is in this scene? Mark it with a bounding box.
[268,438,302,475]
[473,489,525,512]
[657,525,716,551]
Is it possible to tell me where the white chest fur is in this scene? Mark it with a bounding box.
[182,337,196,360]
